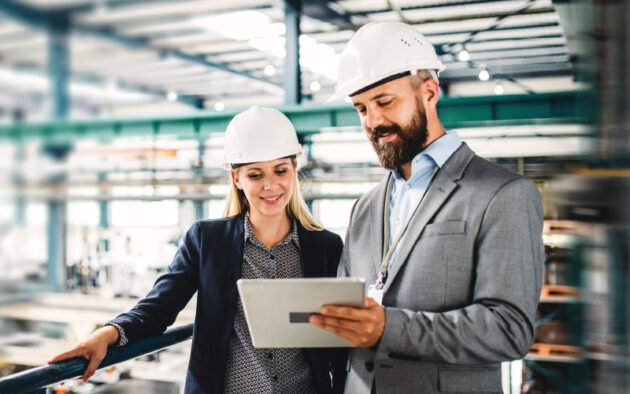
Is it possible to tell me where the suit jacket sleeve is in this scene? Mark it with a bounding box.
[377,177,544,363]
[107,222,201,343]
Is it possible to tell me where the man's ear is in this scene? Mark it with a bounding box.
[420,78,440,111]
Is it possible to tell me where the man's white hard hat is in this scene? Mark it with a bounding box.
[329,21,445,102]
[223,106,302,169]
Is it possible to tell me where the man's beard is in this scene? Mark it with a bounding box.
[368,103,429,170]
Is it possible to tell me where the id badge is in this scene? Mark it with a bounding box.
[367,284,384,306]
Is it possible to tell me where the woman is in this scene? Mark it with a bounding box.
[49,106,347,393]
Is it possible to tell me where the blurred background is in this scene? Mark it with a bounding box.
[0,0,627,393]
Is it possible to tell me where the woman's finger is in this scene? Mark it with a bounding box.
[48,348,83,364]
[81,354,103,382]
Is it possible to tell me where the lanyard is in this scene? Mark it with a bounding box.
[374,167,439,290]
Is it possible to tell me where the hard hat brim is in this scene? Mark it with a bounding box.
[223,147,303,171]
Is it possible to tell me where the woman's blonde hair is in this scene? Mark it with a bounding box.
[223,158,323,231]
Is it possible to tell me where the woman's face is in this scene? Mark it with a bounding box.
[232,158,296,220]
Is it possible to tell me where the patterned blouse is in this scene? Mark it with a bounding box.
[222,216,317,394]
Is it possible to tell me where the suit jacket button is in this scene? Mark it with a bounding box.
[365,361,374,372]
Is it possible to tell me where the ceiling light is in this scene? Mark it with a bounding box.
[214,101,225,112]
[478,68,490,81]
[494,81,504,95]
[310,81,321,92]
[264,64,276,76]
[457,50,470,62]
[193,11,284,41]
[167,91,178,101]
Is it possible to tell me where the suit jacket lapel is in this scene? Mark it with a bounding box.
[382,172,457,293]
[369,174,392,274]
[382,143,475,294]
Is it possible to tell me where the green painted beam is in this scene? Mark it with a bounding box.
[0,91,596,144]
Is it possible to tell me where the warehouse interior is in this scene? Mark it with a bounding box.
[0,0,628,393]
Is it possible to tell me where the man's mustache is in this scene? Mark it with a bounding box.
[370,125,401,139]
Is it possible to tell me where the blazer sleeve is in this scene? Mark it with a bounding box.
[377,177,544,363]
[337,199,359,278]
[107,222,201,343]
[321,231,349,393]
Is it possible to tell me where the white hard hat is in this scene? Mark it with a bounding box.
[329,21,445,102]
[223,106,302,169]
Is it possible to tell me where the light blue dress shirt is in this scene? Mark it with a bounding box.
[387,131,463,271]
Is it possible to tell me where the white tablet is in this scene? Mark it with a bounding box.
[236,277,365,348]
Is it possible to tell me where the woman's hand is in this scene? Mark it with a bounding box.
[47,325,120,382]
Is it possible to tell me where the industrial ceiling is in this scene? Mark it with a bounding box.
[0,0,578,120]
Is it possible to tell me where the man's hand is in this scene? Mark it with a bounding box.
[309,297,385,347]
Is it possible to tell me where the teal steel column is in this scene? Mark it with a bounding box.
[98,172,110,252]
[194,139,206,221]
[298,134,313,211]
[194,200,206,221]
[46,14,70,292]
[47,190,67,292]
[13,146,26,227]
[49,14,69,118]
[284,0,302,105]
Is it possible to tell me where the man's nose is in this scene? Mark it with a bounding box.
[365,109,385,131]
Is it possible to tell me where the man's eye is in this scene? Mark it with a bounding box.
[378,100,392,106]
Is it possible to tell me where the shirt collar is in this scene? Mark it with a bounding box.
[244,214,300,250]
[391,131,462,180]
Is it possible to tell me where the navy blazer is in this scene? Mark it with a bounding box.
[109,213,347,393]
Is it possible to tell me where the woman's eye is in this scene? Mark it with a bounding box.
[247,173,262,180]
[276,168,288,175]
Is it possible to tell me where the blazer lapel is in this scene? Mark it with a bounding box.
[382,143,475,293]
[297,223,318,278]
[369,174,392,274]
[227,214,245,285]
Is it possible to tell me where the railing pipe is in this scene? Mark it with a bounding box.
[0,323,194,393]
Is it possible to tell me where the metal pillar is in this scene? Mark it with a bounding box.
[46,14,70,291]
[193,139,206,221]
[284,0,302,105]
[13,146,26,227]
[194,200,206,221]
[48,14,69,118]
[98,172,110,252]
[47,194,67,292]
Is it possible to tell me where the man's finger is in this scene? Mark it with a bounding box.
[319,324,366,346]
[311,315,363,333]
[318,321,356,340]
[320,305,370,321]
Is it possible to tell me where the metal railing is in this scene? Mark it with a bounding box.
[0,323,194,393]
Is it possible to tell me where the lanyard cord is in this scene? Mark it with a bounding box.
[375,167,439,289]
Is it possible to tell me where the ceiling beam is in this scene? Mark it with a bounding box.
[0,0,282,95]
[375,5,557,25]
[0,92,596,143]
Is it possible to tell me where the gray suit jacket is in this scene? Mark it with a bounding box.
[339,143,544,394]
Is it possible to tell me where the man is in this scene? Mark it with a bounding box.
[309,21,544,393]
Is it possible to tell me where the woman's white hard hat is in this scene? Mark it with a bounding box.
[329,21,445,102]
[223,106,302,169]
